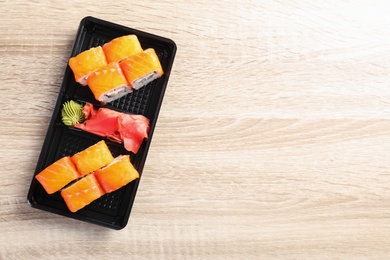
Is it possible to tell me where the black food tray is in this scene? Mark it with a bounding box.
[27,16,176,229]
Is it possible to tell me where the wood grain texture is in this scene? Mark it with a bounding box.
[1,0,390,259]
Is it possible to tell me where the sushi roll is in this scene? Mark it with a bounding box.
[61,174,105,213]
[71,140,114,176]
[35,156,80,194]
[102,35,143,63]
[119,48,164,90]
[86,62,131,104]
[94,155,139,193]
[68,46,108,86]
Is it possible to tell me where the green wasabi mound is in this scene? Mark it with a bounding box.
[61,100,85,126]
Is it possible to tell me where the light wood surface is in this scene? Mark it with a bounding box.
[1,0,390,259]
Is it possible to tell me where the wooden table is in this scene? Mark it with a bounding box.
[1,1,390,259]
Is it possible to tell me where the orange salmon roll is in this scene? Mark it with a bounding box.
[61,174,105,213]
[86,62,131,104]
[35,156,80,194]
[71,140,114,176]
[94,155,139,193]
[119,48,164,90]
[68,46,108,86]
[102,35,143,63]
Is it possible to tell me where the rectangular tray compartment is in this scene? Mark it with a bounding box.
[27,16,176,229]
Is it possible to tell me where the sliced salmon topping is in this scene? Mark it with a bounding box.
[61,174,105,213]
[86,62,131,104]
[94,155,139,193]
[35,156,80,194]
[71,140,114,176]
[119,48,164,90]
[68,46,108,86]
[102,35,143,63]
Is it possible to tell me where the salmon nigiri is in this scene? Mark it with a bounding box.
[35,156,80,194]
[94,155,139,193]
[102,35,143,63]
[68,46,108,86]
[119,48,164,90]
[86,62,131,104]
[61,174,105,213]
[71,140,114,176]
